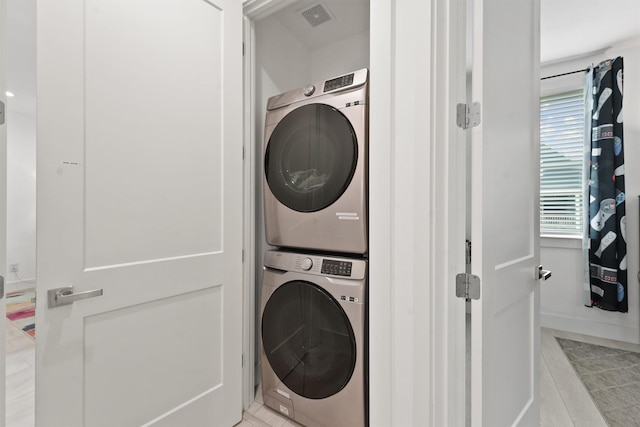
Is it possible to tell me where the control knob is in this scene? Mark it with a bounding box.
[300,257,313,271]
[303,85,316,97]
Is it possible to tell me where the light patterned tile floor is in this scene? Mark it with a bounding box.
[6,320,638,426]
[553,335,640,427]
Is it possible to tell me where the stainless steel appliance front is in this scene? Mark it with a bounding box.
[260,250,367,427]
[263,69,368,254]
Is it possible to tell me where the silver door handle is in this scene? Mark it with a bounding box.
[537,265,552,281]
[48,286,103,308]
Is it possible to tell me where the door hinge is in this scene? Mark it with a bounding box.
[0,100,5,125]
[242,42,245,57]
[242,249,245,263]
[456,273,481,300]
[456,102,481,129]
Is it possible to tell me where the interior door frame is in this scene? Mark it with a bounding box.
[240,0,467,424]
[241,11,256,410]
[0,0,7,424]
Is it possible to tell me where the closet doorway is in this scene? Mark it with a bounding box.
[5,0,36,425]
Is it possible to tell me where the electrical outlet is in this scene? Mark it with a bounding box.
[9,263,19,273]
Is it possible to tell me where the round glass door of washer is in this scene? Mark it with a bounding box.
[265,104,358,212]
[261,280,357,399]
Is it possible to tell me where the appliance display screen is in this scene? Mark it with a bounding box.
[323,73,354,92]
[321,259,352,276]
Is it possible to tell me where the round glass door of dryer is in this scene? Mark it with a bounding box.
[261,280,356,399]
[265,104,358,212]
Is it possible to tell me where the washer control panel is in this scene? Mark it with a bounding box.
[321,259,353,277]
[300,257,313,271]
[264,250,366,280]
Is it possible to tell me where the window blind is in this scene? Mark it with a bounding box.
[540,89,585,235]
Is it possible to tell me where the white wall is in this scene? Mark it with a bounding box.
[540,38,640,344]
[310,31,370,82]
[6,110,37,287]
[6,0,36,290]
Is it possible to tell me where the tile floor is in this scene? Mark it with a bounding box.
[554,337,640,426]
[6,319,640,426]
[540,327,640,427]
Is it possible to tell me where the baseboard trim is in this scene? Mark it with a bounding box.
[5,279,36,294]
[541,312,640,344]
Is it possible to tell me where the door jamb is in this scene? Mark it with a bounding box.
[241,13,257,410]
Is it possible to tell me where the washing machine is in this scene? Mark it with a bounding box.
[260,250,367,427]
[263,69,368,254]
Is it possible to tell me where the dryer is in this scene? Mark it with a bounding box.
[260,250,367,427]
[263,69,368,254]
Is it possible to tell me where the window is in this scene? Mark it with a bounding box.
[539,89,585,236]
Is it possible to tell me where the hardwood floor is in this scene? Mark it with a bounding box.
[5,319,35,427]
[6,320,638,426]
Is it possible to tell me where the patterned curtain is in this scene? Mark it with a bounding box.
[586,57,626,312]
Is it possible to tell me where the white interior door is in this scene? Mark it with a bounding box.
[35,0,243,425]
[0,0,7,424]
[469,0,541,425]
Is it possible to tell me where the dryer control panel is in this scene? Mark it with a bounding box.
[323,73,354,92]
[266,68,368,111]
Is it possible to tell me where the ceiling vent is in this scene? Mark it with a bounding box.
[300,3,333,27]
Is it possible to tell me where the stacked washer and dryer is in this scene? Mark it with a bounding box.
[260,69,369,427]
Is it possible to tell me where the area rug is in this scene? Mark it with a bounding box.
[6,288,36,339]
[556,337,640,427]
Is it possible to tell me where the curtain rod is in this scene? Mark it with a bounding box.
[541,68,589,81]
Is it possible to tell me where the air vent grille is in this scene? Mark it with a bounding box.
[301,3,332,27]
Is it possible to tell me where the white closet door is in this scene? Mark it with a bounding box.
[35,0,244,425]
[470,0,542,425]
